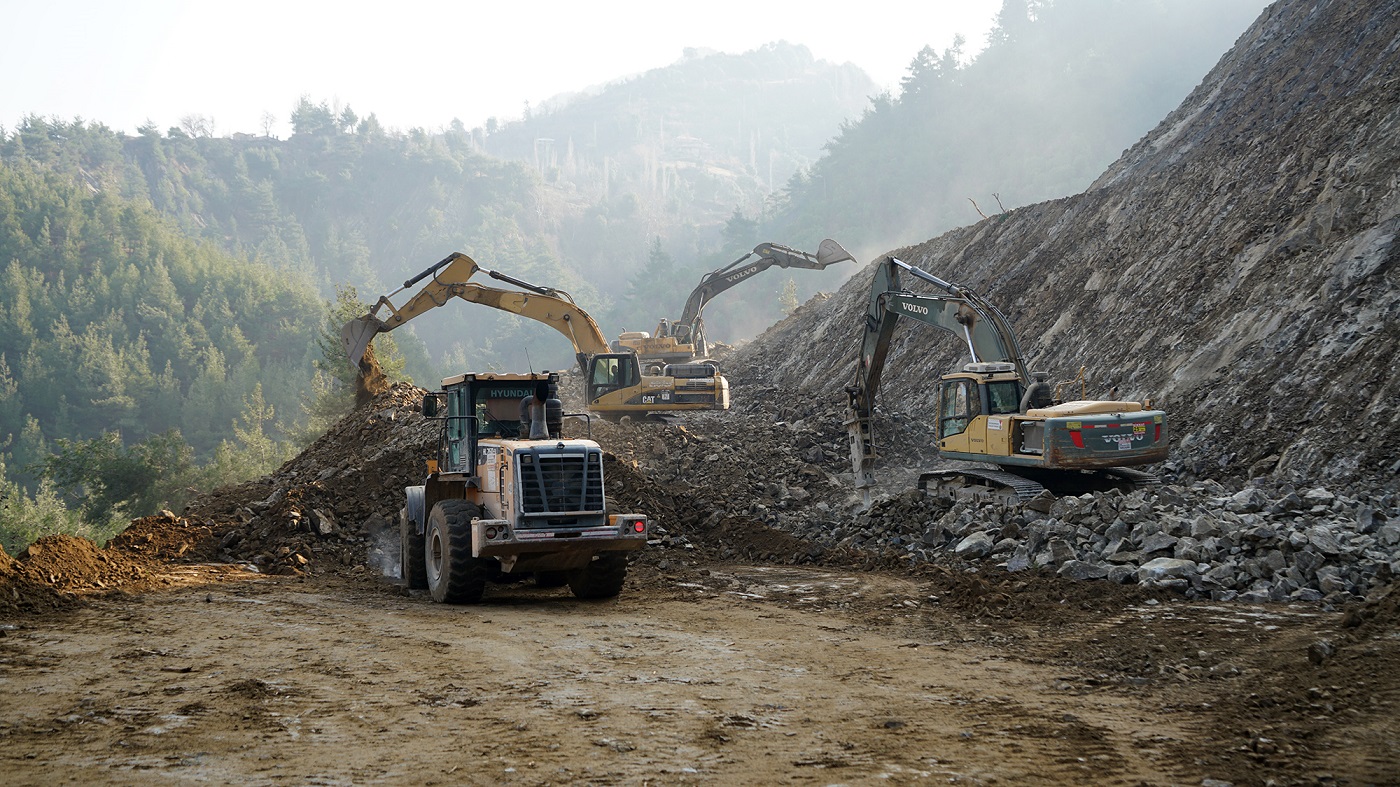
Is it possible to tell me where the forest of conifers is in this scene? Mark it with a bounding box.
[0,0,1267,550]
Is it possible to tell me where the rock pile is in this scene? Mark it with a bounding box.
[180,382,437,574]
[0,534,158,615]
[780,480,1398,605]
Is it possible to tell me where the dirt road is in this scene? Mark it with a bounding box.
[3,561,1393,786]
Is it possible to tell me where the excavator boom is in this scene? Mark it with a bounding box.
[847,257,1028,443]
[341,252,611,371]
[676,238,855,328]
[622,239,855,364]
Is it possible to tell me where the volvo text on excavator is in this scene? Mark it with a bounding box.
[615,239,856,372]
[844,256,1168,507]
[342,252,729,420]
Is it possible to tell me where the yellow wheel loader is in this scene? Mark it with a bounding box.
[402,371,648,603]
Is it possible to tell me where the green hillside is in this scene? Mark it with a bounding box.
[0,156,329,549]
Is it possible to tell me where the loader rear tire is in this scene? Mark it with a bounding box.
[425,500,488,604]
[568,553,628,600]
[400,507,427,590]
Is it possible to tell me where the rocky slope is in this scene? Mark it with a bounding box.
[736,0,1399,490]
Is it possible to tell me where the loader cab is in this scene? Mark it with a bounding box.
[936,363,1022,440]
[424,372,560,474]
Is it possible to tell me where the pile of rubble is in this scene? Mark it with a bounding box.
[177,382,437,575]
[795,481,1398,605]
[0,534,160,615]
[9,368,1396,612]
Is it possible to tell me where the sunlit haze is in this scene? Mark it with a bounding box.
[2,0,1001,137]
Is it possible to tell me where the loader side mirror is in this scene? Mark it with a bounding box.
[422,395,439,418]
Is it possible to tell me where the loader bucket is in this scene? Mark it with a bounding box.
[341,316,383,369]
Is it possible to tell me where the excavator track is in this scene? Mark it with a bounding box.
[917,465,1162,507]
[918,467,1046,506]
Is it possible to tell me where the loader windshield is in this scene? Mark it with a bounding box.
[473,384,533,438]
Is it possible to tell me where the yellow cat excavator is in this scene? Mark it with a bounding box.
[342,252,729,419]
[616,239,856,371]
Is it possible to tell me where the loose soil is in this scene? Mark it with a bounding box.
[2,536,1397,785]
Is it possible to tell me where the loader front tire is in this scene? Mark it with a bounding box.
[568,553,628,600]
[425,500,488,604]
[400,507,427,590]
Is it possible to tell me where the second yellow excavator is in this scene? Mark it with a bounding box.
[342,252,729,420]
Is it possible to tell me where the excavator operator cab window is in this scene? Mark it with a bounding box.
[986,381,1021,415]
[589,356,638,393]
[939,379,980,438]
[592,357,619,387]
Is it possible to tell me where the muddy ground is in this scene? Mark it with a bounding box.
[3,539,1398,785]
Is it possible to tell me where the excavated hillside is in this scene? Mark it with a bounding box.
[738,0,1399,491]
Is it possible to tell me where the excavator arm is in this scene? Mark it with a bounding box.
[342,252,612,373]
[675,239,856,328]
[664,239,854,356]
[845,256,1030,491]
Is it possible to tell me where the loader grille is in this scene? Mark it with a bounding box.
[517,449,605,528]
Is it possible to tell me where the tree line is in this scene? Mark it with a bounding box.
[0,156,338,552]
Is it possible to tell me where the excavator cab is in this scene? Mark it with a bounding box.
[936,364,1027,453]
[938,364,1024,434]
[586,353,642,401]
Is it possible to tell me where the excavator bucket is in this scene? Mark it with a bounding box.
[816,239,856,267]
[341,316,383,370]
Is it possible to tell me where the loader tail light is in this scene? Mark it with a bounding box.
[1070,430,1085,449]
[610,514,647,533]
[485,526,497,539]
[1154,423,1161,442]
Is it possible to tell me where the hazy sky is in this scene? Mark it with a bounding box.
[1,0,1002,137]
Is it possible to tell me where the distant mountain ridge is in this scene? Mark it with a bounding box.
[0,43,878,371]
[482,42,876,221]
